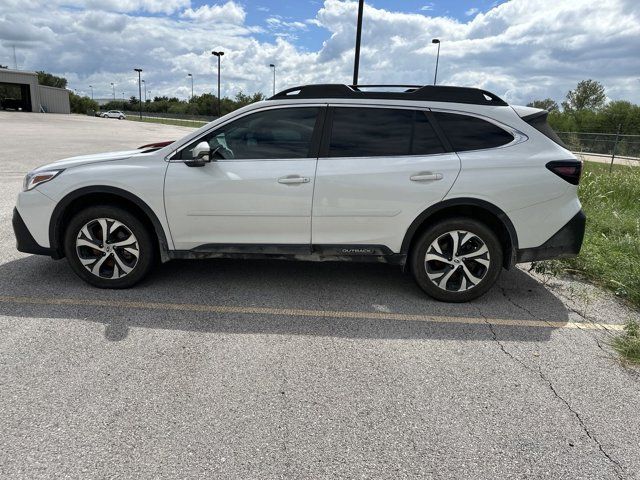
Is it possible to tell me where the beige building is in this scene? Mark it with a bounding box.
[0,68,70,114]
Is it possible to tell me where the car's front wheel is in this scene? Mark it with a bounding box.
[410,217,503,302]
[64,206,155,288]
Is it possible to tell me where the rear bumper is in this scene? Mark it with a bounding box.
[12,207,57,257]
[516,210,586,263]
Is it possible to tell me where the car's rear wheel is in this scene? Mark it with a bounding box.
[410,217,503,302]
[64,206,155,288]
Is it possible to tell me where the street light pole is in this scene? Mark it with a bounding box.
[89,85,93,100]
[212,51,224,117]
[432,38,441,85]
[269,64,277,96]
[134,68,143,119]
[352,0,364,86]
[111,82,115,101]
[187,73,193,100]
[142,79,146,103]
[269,64,276,96]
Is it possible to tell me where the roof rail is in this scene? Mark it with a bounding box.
[268,83,508,106]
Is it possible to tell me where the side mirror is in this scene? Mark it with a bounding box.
[185,141,211,167]
[192,141,211,161]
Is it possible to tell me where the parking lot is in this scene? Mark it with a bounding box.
[1,112,639,479]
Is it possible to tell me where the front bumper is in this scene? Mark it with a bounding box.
[516,210,586,263]
[12,208,56,257]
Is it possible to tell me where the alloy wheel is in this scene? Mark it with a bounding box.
[75,218,139,279]
[424,230,491,292]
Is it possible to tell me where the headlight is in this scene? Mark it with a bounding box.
[23,169,64,191]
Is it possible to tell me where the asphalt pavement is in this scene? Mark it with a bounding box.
[1,112,639,479]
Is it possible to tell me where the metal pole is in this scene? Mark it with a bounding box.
[211,51,224,116]
[89,85,93,100]
[433,40,441,85]
[217,55,221,117]
[135,69,142,120]
[352,0,364,86]
[191,76,194,100]
[609,124,622,173]
[271,65,276,96]
[111,83,115,101]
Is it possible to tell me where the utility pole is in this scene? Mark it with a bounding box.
[352,0,364,86]
[134,68,143,119]
[187,73,193,100]
[111,82,115,101]
[89,85,93,100]
[212,51,224,117]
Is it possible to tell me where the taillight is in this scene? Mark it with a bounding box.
[546,160,582,185]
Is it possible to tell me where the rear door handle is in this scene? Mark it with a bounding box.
[278,175,310,185]
[410,172,443,182]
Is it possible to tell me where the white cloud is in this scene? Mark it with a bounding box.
[465,8,479,16]
[420,3,434,11]
[0,0,639,106]
[181,2,246,25]
[266,16,308,30]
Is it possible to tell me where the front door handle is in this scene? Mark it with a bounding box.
[278,175,310,185]
[410,172,443,182]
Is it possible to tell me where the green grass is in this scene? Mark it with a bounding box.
[126,116,206,128]
[610,320,640,364]
[536,161,640,308]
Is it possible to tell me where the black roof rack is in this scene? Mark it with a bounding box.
[268,84,508,106]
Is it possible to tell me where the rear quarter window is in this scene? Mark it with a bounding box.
[433,112,514,152]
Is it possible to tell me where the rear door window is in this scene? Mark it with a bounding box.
[328,107,445,157]
[433,112,514,152]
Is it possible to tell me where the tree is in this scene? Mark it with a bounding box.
[69,92,99,114]
[526,98,559,112]
[562,79,606,112]
[599,101,640,134]
[234,91,266,108]
[36,71,67,89]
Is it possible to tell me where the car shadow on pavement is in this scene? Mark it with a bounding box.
[0,255,570,342]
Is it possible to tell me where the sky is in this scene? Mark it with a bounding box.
[0,0,639,105]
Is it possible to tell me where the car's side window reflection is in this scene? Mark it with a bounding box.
[179,107,320,160]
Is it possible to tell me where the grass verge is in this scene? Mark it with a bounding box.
[126,116,206,128]
[610,320,640,364]
[533,161,640,309]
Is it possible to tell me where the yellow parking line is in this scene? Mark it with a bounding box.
[0,295,625,332]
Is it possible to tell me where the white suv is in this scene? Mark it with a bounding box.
[13,84,585,302]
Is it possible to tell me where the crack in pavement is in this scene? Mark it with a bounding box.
[475,305,625,479]
[501,284,640,383]
[534,362,624,480]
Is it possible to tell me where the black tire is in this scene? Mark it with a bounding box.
[64,205,155,288]
[410,217,503,302]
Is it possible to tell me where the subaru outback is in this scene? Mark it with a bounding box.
[13,84,585,302]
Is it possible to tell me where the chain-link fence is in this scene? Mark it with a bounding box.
[557,131,640,161]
